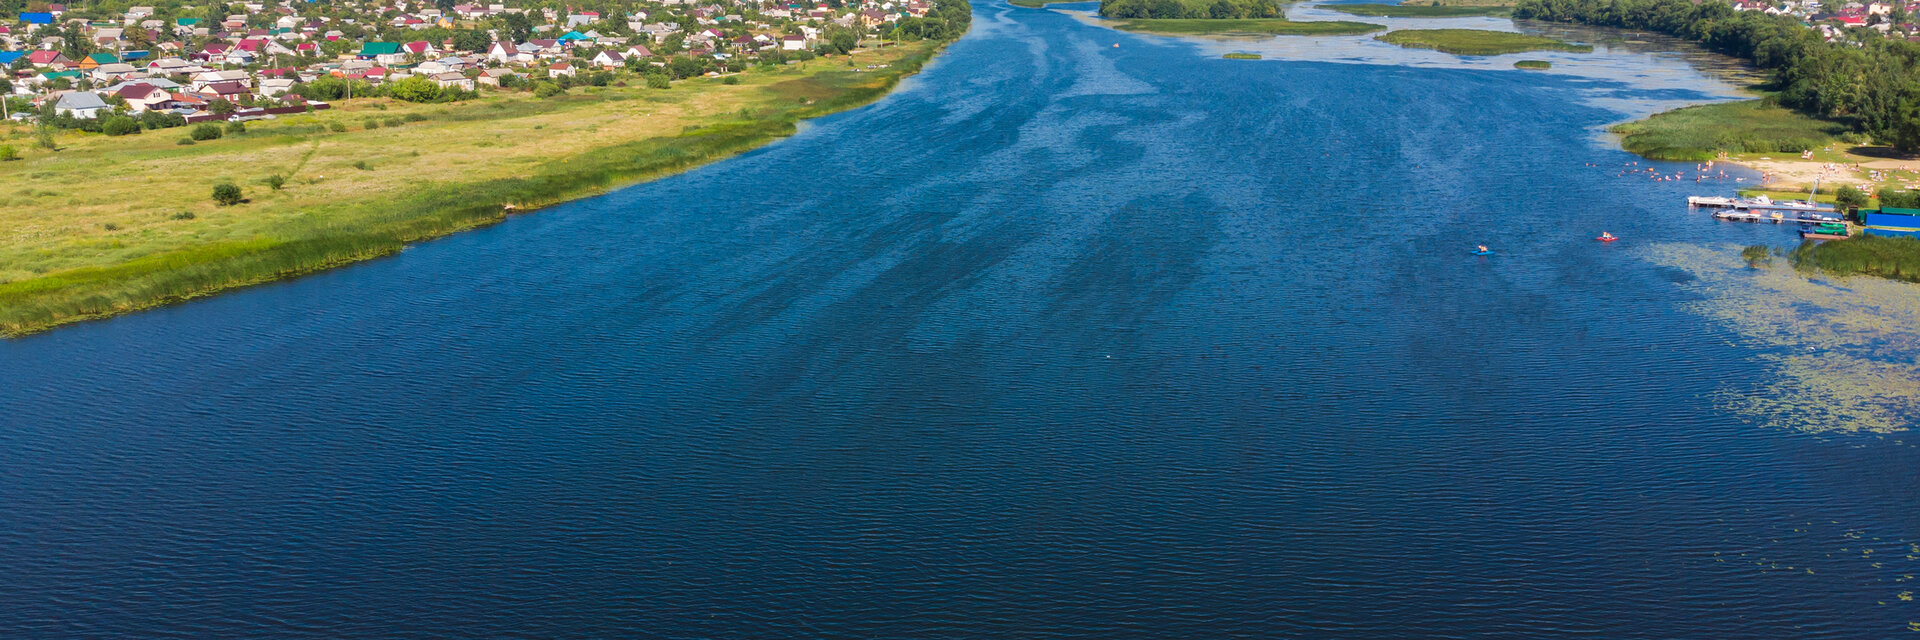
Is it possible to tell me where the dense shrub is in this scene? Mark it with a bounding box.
[212,182,244,206]
[647,74,671,89]
[189,123,223,141]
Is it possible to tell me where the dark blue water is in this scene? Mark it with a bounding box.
[5,5,1918,638]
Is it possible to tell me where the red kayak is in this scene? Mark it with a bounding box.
[1597,236,1618,242]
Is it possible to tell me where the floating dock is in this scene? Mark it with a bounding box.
[1688,195,1836,213]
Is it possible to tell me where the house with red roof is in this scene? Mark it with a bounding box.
[27,50,69,68]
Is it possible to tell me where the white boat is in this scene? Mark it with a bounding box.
[1688,196,1739,208]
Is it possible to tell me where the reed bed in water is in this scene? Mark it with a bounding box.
[1791,234,1920,283]
[1611,98,1847,162]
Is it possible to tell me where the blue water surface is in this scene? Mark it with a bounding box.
[4,5,1918,638]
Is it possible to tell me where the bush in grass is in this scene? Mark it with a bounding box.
[171,211,196,220]
[101,116,141,136]
[177,138,196,145]
[225,120,246,135]
[403,113,427,122]
[533,81,565,98]
[383,117,403,127]
[211,182,244,206]
[0,145,17,161]
[721,75,739,85]
[189,123,223,140]
[646,74,671,89]
[329,122,348,132]
[364,118,381,130]
[267,174,286,191]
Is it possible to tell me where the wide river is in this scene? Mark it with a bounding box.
[5,3,1919,638]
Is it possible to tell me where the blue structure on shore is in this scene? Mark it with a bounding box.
[1864,207,1920,237]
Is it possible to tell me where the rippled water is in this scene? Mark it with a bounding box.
[4,4,1918,638]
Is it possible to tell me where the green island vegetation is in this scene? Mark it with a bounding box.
[1791,234,1920,283]
[1009,0,1085,7]
[1514,59,1551,69]
[1224,52,1264,59]
[1515,0,1920,154]
[0,10,971,337]
[1099,0,1384,35]
[1328,4,1513,17]
[1611,98,1849,161]
[1374,28,1593,55]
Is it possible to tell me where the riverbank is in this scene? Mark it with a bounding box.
[0,42,952,338]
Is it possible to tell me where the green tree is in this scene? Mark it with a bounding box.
[387,76,443,103]
[208,99,237,115]
[1833,185,1869,213]
[211,182,244,205]
[101,116,141,136]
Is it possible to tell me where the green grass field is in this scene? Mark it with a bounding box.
[1374,29,1592,55]
[1611,99,1848,162]
[1109,18,1384,35]
[0,43,943,337]
[1329,4,1512,17]
[1514,59,1551,69]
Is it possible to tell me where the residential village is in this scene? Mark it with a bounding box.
[1729,0,1920,38]
[0,0,965,132]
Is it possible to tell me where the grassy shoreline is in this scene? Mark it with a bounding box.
[1610,98,1846,162]
[1109,18,1383,36]
[0,43,950,337]
[1375,28,1592,55]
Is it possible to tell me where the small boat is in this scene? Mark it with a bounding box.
[1800,223,1849,240]
[1688,196,1739,208]
[1597,236,1618,242]
[1471,249,1495,256]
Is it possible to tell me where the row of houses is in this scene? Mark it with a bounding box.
[5,0,937,124]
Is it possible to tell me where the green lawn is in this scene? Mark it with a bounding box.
[1109,18,1384,35]
[0,43,944,337]
[1329,4,1512,17]
[1611,98,1848,162]
[1374,28,1592,55]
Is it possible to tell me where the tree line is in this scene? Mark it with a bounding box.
[1099,0,1286,20]
[1514,0,1920,152]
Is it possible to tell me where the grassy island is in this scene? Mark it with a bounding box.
[1329,4,1513,17]
[1110,18,1384,36]
[1514,59,1551,69]
[1374,29,1592,55]
[0,43,952,337]
[1099,0,1383,35]
[1792,234,1920,283]
[1224,52,1265,59]
[1009,0,1085,7]
[1610,99,1845,161]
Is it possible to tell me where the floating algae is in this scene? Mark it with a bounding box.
[1642,243,1920,434]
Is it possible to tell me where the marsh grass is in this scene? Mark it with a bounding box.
[1223,52,1263,59]
[1109,18,1384,35]
[1374,28,1592,55]
[1330,4,1512,17]
[0,43,943,336]
[1612,98,1847,162]
[1790,234,1920,283]
[1513,59,1551,69]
